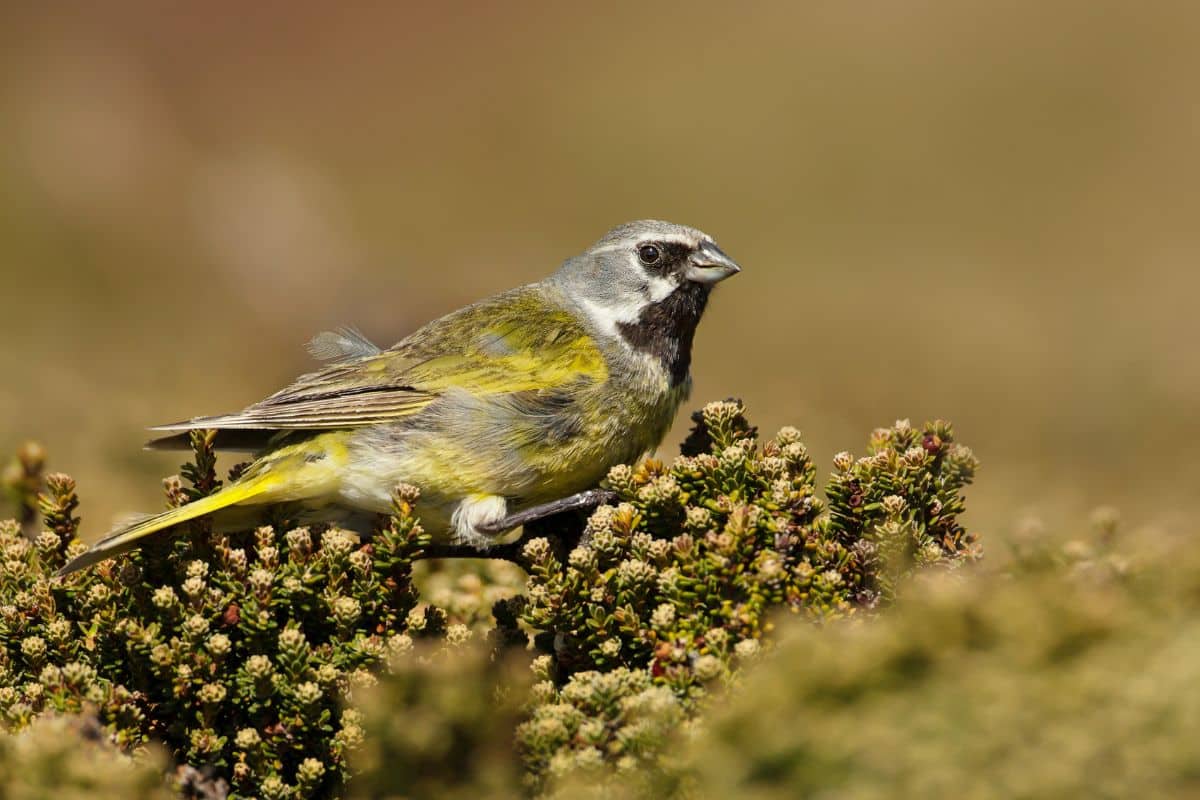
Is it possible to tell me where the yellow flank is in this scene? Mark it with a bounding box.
[240,432,353,503]
[53,475,276,576]
[56,432,354,576]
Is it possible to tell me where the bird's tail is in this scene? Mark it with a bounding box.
[55,475,276,577]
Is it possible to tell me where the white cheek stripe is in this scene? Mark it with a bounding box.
[577,295,643,338]
[644,274,677,302]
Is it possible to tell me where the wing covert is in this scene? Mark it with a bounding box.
[148,287,607,435]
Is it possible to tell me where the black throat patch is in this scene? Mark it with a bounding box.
[616,282,711,385]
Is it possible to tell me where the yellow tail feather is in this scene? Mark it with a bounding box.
[55,476,275,578]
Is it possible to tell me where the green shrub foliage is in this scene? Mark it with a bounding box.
[0,433,436,798]
[509,401,980,792]
[0,402,984,798]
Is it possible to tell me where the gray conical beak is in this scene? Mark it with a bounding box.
[684,241,742,284]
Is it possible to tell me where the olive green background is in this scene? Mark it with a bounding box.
[2,2,1197,539]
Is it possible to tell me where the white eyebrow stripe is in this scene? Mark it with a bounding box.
[589,234,697,254]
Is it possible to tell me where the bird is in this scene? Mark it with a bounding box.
[57,220,741,576]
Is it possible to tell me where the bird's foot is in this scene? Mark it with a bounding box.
[420,489,617,567]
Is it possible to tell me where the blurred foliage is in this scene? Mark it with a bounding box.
[350,643,528,800]
[413,558,526,631]
[0,713,172,800]
[1,441,45,534]
[653,520,1199,800]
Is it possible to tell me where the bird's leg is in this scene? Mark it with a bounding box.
[476,489,618,536]
[419,489,617,567]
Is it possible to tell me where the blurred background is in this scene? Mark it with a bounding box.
[1,1,1197,541]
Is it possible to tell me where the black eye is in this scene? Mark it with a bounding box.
[637,244,662,266]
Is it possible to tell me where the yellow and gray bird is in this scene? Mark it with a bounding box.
[58,220,741,576]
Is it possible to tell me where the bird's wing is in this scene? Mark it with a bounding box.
[149,288,608,436]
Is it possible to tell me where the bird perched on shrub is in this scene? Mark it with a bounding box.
[58,220,741,576]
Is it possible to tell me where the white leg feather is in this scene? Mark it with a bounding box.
[450,494,508,548]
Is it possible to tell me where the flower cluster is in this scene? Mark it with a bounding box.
[414,559,527,630]
[0,433,433,798]
[824,417,982,604]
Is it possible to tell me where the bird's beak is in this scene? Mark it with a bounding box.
[685,241,742,284]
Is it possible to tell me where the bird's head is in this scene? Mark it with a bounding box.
[552,220,741,383]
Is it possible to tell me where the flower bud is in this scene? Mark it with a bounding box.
[650,603,676,629]
[198,683,226,705]
[207,634,232,658]
[260,776,290,800]
[285,527,312,558]
[521,537,552,564]
[446,624,471,646]
[387,633,413,657]
[181,576,206,599]
[316,663,340,685]
[775,426,803,446]
[349,549,372,574]
[734,639,761,661]
[38,665,61,687]
[296,758,325,786]
[294,681,322,705]
[246,655,274,680]
[331,596,361,627]
[567,546,596,571]
[182,614,210,638]
[20,636,46,664]
[234,727,261,749]
[693,654,723,681]
[248,568,273,594]
[883,495,908,516]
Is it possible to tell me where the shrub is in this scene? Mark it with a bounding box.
[0,433,435,798]
[0,401,983,798]
[510,401,980,792]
